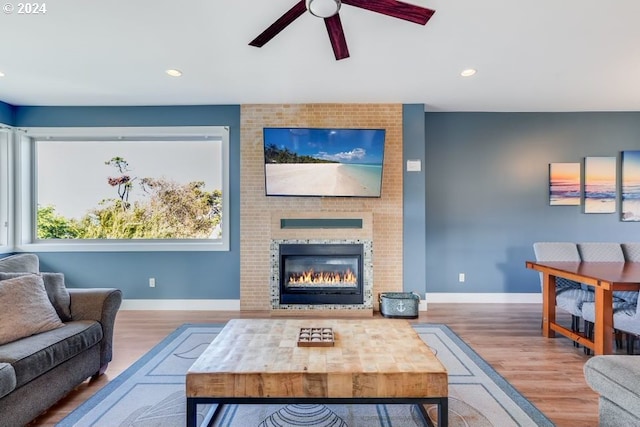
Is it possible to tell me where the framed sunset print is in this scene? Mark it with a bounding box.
[622,151,640,221]
[584,156,616,214]
[549,162,581,206]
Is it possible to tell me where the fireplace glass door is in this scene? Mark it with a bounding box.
[279,243,364,305]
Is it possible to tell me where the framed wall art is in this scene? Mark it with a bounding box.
[549,162,581,206]
[621,151,640,221]
[584,156,616,214]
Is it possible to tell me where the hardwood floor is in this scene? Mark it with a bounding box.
[30,304,605,427]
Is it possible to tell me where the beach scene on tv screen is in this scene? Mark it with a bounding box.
[264,128,385,197]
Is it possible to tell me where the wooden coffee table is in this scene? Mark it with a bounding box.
[186,318,448,427]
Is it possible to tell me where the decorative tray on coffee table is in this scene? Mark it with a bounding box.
[297,327,335,347]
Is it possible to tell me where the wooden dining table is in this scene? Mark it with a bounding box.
[526,261,640,355]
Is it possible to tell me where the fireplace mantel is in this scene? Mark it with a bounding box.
[271,211,373,241]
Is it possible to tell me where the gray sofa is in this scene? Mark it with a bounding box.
[584,355,640,426]
[0,254,122,427]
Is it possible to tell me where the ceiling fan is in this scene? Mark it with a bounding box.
[249,0,435,60]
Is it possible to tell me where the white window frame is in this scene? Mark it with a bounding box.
[15,126,230,252]
[0,125,12,253]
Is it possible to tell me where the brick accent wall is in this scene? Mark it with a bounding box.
[240,104,403,311]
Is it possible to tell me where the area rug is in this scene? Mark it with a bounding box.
[57,323,554,427]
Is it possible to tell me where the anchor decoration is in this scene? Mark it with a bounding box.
[379,292,419,318]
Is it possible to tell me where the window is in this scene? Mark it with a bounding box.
[0,126,11,253]
[16,126,229,252]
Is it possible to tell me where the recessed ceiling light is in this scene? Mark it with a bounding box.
[0,71,5,78]
[165,69,183,77]
[460,68,477,77]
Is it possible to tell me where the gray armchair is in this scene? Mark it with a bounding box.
[584,355,640,426]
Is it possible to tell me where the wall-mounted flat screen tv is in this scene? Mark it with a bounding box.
[263,127,386,197]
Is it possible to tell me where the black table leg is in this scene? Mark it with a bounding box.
[186,396,448,427]
[416,403,435,427]
[438,397,448,427]
[186,397,197,427]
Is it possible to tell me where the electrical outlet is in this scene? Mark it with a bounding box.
[149,277,156,288]
[458,273,465,283]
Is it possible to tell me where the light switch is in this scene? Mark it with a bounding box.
[406,160,422,172]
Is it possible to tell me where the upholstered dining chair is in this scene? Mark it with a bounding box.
[621,242,640,311]
[611,296,640,354]
[578,242,637,303]
[622,242,640,262]
[582,297,638,354]
[601,243,640,354]
[579,243,635,354]
[578,242,625,262]
[533,242,594,337]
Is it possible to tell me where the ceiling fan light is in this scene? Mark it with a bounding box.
[306,0,341,18]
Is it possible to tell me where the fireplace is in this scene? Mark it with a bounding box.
[270,239,373,311]
[279,243,364,305]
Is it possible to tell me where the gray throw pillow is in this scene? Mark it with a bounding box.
[0,272,71,321]
[0,275,64,345]
[0,254,39,273]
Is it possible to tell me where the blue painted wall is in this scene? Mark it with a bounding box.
[9,106,640,299]
[424,112,640,295]
[0,101,14,125]
[402,105,427,294]
[14,105,239,128]
[5,103,426,301]
[13,105,241,299]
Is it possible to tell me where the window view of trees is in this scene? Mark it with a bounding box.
[36,141,223,241]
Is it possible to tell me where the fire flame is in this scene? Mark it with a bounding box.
[288,268,357,285]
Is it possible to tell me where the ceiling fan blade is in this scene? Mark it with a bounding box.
[249,0,307,47]
[324,15,350,60]
[342,0,435,25]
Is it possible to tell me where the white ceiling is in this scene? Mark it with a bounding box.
[1,0,640,112]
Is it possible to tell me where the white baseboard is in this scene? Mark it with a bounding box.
[120,299,241,311]
[422,293,541,309]
[120,294,541,311]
